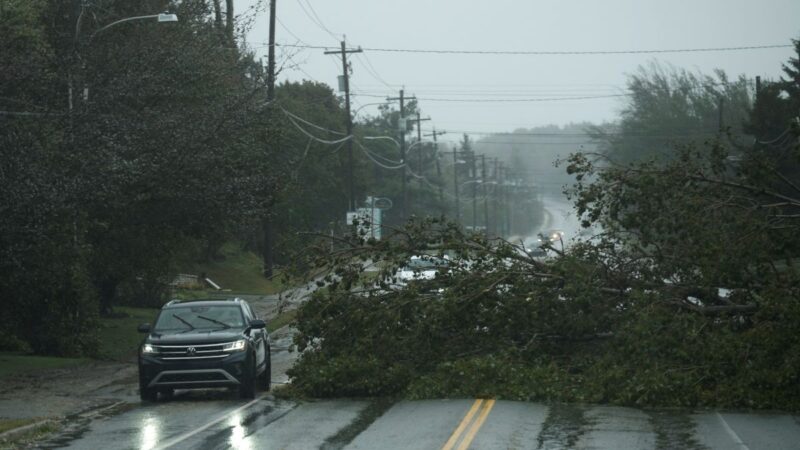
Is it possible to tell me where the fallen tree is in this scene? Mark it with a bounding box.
[284,45,800,408]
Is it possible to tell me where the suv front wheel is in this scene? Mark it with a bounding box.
[259,348,271,391]
[140,378,158,402]
[238,354,257,399]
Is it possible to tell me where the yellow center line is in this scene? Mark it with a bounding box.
[441,399,484,450]
[456,399,495,450]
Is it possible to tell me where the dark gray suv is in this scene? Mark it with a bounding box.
[137,298,271,401]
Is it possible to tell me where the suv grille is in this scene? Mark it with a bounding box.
[152,343,227,360]
[159,372,229,383]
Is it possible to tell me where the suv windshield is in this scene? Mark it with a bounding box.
[154,305,245,331]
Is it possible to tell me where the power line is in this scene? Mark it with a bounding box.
[303,0,340,41]
[293,0,339,43]
[351,93,631,103]
[473,141,600,146]
[442,129,749,137]
[354,53,393,89]
[276,42,793,56]
[356,141,406,169]
[355,88,625,96]
[280,106,346,135]
[284,112,353,145]
[276,17,309,45]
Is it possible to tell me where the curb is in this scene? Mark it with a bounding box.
[0,419,57,441]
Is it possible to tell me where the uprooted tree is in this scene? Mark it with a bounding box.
[285,127,800,409]
[284,42,800,409]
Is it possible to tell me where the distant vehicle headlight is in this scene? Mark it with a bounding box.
[141,343,156,354]
[222,339,247,352]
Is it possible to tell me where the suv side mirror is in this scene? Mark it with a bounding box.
[137,323,151,333]
[249,319,266,329]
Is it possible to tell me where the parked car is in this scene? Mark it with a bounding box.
[137,298,270,401]
[395,255,449,283]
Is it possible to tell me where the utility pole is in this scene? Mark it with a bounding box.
[325,40,362,212]
[718,96,724,132]
[481,154,489,237]
[492,158,499,236]
[755,76,762,104]
[262,0,277,278]
[469,152,479,231]
[411,113,431,180]
[266,0,276,101]
[506,168,514,236]
[452,145,460,223]
[387,89,409,219]
[425,129,445,214]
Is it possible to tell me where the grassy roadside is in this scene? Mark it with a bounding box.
[96,306,160,361]
[2,242,299,380]
[0,418,39,434]
[182,242,286,294]
[0,420,60,449]
[268,309,298,331]
[0,419,37,435]
[0,353,90,378]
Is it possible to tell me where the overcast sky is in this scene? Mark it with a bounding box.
[240,0,799,143]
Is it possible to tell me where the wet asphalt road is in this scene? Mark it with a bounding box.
[32,195,800,449]
[38,392,800,449]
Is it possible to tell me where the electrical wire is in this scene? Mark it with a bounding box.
[280,107,346,135]
[440,129,748,137]
[356,141,406,169]
[363,135,401,147]
[354,53,394,89]
[303,0,340,42]
[351,93,630,103]
[294,0,339,43]
[363,146,404,165]
[276,43,793,56]
[284,113,352,145]
[281,50,322,83]
[276,17,309,46]
[755,127,793,145]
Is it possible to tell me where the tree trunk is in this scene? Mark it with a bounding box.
[213,0,222,28]
[225,0,234,41]
[98,277,119,317]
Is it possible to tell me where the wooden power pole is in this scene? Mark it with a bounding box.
[325,40,362,212]
[424,129,446,214]
[262,0,277,278]
[387,90,408,219]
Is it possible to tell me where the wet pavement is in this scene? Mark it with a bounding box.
[18,198,800,449]
[35,393,800,449]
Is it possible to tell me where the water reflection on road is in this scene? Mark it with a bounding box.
[523,192,596,251]
[39,394,800,450]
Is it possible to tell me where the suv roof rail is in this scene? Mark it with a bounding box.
[164,299,181,307]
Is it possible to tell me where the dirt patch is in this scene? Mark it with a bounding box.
[0,361,139,422]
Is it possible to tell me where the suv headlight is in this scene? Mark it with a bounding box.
[141,343,156,354]
[222,340,246,352]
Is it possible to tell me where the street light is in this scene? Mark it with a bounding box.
[78,12,179,104]
[89,13,179,42]
[353,102,388,120]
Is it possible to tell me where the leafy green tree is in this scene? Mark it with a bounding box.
[283,43,800,410]
[592,62,752,164]
[68,0,281,313]
[1,0,285,352]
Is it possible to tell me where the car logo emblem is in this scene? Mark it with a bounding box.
[186,347,196,355]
